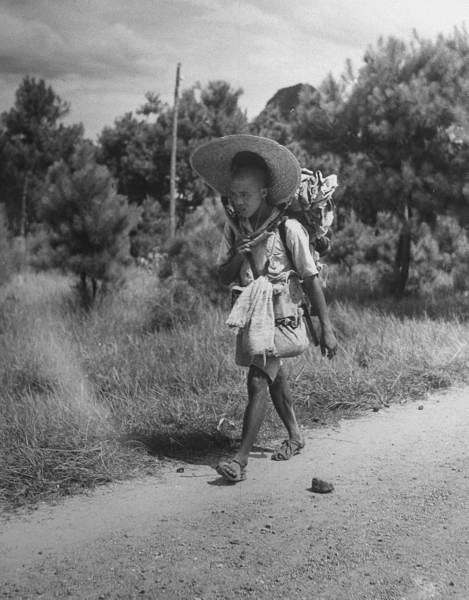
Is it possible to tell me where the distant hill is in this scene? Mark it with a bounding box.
[250,82,317,143]
[262,83,316,120]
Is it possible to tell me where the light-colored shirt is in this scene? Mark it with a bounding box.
[217,217,318,286]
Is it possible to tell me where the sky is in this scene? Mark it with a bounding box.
[0,0,467,139]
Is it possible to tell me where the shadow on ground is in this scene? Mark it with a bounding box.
[119,430,275,468]
[119,405,347,470]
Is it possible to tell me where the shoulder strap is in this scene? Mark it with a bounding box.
[278,218,294,266]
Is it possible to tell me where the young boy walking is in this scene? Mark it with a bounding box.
[191,135,337,482]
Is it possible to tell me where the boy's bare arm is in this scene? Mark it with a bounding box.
[218,238,253,285]
[302,274,337,357]
[218,251,245,285]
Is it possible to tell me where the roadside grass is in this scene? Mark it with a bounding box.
[325,263,469,320]
[1,269,468,509]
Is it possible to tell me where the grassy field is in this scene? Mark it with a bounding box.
[1,268,468,509]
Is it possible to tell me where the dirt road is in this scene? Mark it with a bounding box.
[1,388,469,600]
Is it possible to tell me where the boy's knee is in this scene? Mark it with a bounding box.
[248,366,269,395]
[269,366,287,389]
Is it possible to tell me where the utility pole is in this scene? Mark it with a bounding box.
[169,62,181,238]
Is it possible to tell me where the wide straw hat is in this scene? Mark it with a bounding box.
[190,134,301,205]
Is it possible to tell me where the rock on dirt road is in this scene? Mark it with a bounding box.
[1,388,469,600]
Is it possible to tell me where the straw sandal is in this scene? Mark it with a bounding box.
[271,439,305,461]
[216,458,247,483]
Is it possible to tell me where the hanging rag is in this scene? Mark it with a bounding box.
[226,275,275,360]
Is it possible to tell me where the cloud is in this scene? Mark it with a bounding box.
[0,12,66,76]
[271,0,467,49]
[0,0,467,138]
[0,3,166,80]
[172,0,364,116]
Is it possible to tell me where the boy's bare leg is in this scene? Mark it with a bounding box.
[269,366,304,447]
[233,365,270,467]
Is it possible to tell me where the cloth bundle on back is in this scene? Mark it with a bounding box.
[289,167,338,255]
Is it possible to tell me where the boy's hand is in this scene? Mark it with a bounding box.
[320,327,338,359]
[236,237,253,255]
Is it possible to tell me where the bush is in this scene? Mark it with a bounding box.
[162,198,228,303]
[149,277,204,330]
[327,211,399,296]
[24,224,56,271]
[328,211,469,298]
[408,216,469,294]
[330,211,399,269]
[130,196,169,259]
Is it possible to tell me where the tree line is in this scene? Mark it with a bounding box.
[1,26,468,300]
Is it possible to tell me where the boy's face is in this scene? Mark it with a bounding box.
[229,171,268,219]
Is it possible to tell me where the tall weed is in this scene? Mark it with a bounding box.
[1,269,469,508]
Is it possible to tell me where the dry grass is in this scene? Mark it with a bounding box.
[1,269,469,509]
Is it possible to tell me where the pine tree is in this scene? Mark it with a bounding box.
[41,142,140,307]
[98,80,248,243]
[0,77,82,234]
[294,28,469,293]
